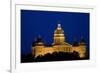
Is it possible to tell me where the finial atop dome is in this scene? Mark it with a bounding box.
[54,23,64,34]
[57,24,61,30]
[58,24,61,27]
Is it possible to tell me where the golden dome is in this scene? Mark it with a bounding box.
[54,24,64,34]
[53,24,65,44]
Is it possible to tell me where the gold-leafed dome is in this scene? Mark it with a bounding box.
[54,24,64,34]
[53,24,65,44]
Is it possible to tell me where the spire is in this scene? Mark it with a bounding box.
[79,37,86,45]
[80,37,85,43]
[37,35,42,42]
[38,35,41,39]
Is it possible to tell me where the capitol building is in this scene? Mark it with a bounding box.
[32,24,86,58]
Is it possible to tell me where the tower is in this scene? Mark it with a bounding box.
[78,37,86,58]
[32,36,45,57]
[53,24,65,45]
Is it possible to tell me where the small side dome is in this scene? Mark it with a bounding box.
[72,40,79,47]
[79,37,86,45]
[32,35,44,46]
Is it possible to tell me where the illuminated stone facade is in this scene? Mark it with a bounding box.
[32,24,86,58]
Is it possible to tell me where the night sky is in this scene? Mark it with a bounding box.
[21,10,90,55]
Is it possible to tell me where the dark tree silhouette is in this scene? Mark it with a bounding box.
[21,51,89,63]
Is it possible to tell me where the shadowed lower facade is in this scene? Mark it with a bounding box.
[32,24,86,59]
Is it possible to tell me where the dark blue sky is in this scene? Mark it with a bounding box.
[21,10,90,55]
